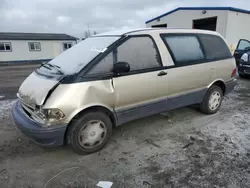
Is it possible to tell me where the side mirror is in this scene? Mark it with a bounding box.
[113,62,130,74]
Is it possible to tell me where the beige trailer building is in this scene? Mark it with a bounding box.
[0,32,77,64]
[146,7,250,52]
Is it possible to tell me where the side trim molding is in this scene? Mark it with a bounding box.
[115,88,207,125]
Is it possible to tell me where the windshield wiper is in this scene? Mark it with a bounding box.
[41,64,52,71]
[43,63,64,75]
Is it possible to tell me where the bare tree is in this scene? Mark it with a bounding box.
[84,30,90,38]
[83,29,98,39]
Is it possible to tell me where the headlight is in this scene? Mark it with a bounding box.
[42,108,65,120]
[33,108,65,126]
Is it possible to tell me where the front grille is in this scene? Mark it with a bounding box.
[243,66,250,74]
[20,99,35,110]
[19,101,44,124]
[242,64,250,68]
[245,69,250,74]
[20,102,34,118]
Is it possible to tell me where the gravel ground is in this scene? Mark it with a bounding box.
[0,64,250,188]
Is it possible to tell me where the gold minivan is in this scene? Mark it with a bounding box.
[12,29,237,154]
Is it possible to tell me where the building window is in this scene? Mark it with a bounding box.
[0,43,12,52]
[63,42,73,51]
[29,42,41,51]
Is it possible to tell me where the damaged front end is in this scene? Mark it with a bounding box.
[17,71,65,127]
[12,70,68,147]
[18,100,65,127]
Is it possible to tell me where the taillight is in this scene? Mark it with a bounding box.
[231,68,237,77]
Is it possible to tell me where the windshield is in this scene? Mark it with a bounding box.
[41,36,120,75]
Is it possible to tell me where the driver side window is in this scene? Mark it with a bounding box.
[116,36,161,71]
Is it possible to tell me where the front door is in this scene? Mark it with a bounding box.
[234,39,250,66]
[112,36,169,125]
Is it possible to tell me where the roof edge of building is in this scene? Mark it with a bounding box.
[145,6,250,24]
[0,32,78,40]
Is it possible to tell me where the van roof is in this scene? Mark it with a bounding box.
[94,28,220,37]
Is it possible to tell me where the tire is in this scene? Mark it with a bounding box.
[200,85,223,115]
[67,111,112,155]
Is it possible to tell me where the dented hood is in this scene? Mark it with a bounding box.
[18,72,60,106]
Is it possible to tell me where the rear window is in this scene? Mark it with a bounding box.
[162,35,205,66]
[199,34,232,60]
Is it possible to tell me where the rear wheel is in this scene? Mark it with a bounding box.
[200,85,223,114]
[67,111,112,155]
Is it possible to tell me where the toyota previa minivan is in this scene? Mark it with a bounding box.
[12,28,237,154]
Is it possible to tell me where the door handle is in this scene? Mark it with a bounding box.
[158,71,167,76]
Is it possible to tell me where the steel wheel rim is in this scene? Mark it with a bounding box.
[78,120,107,149]
[208,91,221,111]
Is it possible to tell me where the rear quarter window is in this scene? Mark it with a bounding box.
[199,34,232,60]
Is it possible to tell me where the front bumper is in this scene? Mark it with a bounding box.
[238,64,250,75]
[12,101,67,147]
[225,79,237,95]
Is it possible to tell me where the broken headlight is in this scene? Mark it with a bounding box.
[43,109,65,119]
[34,108,65,125]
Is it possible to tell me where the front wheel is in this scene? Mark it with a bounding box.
[67,111,112,155]
[200,85,223,114]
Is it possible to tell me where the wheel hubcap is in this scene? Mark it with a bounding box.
[208,91,221,111]
[78,120,107,149]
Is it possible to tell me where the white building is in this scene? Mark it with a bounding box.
[146,7,250,51]
[0,32,78,63]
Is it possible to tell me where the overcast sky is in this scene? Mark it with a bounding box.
[1,0,250,37]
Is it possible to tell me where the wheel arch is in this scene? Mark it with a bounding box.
[207,79,226,95]
[200,79,225,114]
[64,105,117,144]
